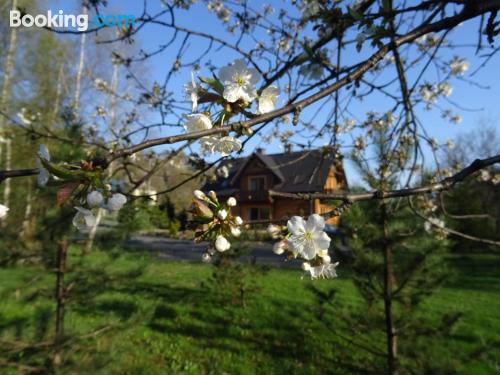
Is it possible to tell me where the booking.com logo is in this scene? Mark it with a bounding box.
[9,10,136,31]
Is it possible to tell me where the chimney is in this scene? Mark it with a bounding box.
[284,143,292,153]
[256,147,265,154]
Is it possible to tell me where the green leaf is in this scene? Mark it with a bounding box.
[199,75,225,95]
[349,7,363,21]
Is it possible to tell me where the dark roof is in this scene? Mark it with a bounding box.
[203,149,343,193]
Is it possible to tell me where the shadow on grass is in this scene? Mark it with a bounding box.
[445,254,500,292]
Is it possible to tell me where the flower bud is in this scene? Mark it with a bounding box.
[227,197,237,207]
[201,253,212,263]
[267,224,280,239]
[322,255,331,264]
[194,190,206,200]
[107,193,127,212]
[218,209,228,220]
[230,226,241,237]
[193,199,214,219]
[208,190,217,200]
[301,262,311,271]
[87,191,104,208]
[273,241,286,255]
[215,235,231,252]
[234,216,243,225]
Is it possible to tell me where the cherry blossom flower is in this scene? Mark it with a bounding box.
[227,197,237,207]
[184,113,213,133]
[212,136,242,156]
[449,57,469,76]
[218,209,228,220]
[107,193,127,212]
[287,214,331,260]
[73,206,97,231]
[37,144,51,187]
[87,191,104,208]
[218,59,261,103]
[234,216,243,225]
[0,204,9,219]
[258,86,280,114]
[184,72,199,112]
[438,82,452,97]
[215,234,231,252]
[307,262,339,279]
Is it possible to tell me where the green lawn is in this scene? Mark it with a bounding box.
[0,249,499,374]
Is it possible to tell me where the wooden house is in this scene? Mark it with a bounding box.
[202,148,348,225]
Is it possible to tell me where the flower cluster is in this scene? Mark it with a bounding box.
[73,191,127,231]
[182,59,280,156]
[191,190,243,262]
[268,214,339,280]
[35,144,127,231]
[424,217,447,239]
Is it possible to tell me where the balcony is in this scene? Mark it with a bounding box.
[238,190,269,202]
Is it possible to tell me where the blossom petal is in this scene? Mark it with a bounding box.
[313,231,331,252]
[287,216,305,235]
[305,214,325,232]
[301,239,317,260]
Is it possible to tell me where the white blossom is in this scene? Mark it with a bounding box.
[107,193,127,212]
[87,191,104,208]
[218,59,261,103]
[449,57,469,76]
[0,204,9,219]
[227,197,237,207]
[184,72,199,112]
[73,206,97,231]
[258,86,280,114]
[235,216,243,225]
[307,262,339,279]
[37,144,51,187]
[217,165,229,178]
[287,214,331,260]
[212,136,242,156]
[202,252,212,263]
[299,0,321,18]
[267,224,281,239]
[301,262,311,271]
[194,190,206,200]
[424,217,445,233]
[184,113,213,133]
[230,226,241,237]
[218,209,228,220]
[273,240,287,255]
[215,234,231,252]
[438,82,453,97]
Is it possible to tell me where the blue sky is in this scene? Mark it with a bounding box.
[44,0,500,185]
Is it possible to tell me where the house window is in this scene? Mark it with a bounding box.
[249,176,265,191]
[249,207,270,221]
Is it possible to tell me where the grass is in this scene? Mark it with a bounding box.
[0,248,499,374]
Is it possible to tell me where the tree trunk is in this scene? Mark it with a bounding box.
[0,0,19,217]
[55,240,68,342]
[73,5,87,111]
[381,198,398,374]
